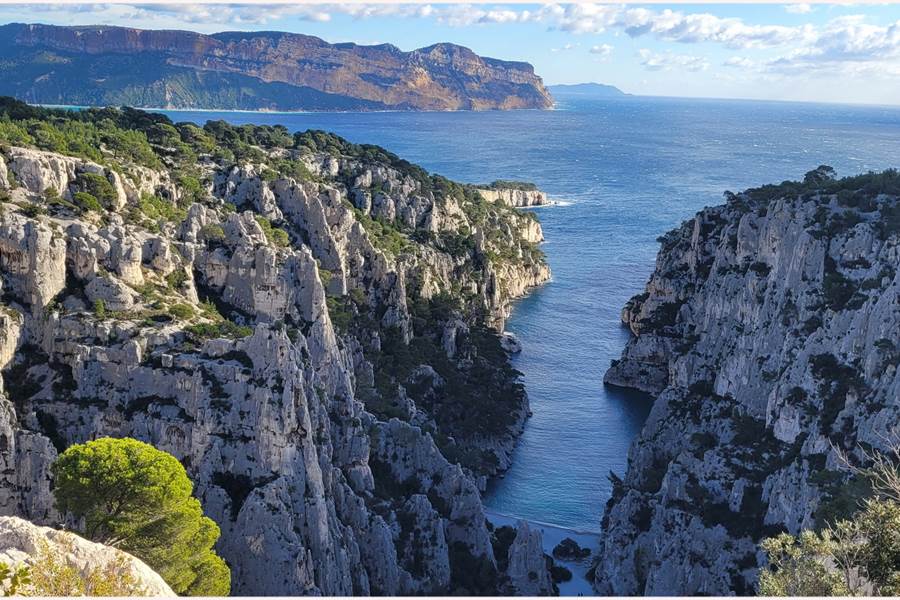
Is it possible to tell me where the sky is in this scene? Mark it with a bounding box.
[1,3,900,105]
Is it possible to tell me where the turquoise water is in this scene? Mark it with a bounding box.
[164,96,900,532]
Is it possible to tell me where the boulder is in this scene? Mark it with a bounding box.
[500,331,522,353]
[0,516,174,596]
[552,537,591,561]
[85,276,135,312]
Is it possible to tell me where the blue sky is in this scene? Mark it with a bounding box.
[2,3,900,105]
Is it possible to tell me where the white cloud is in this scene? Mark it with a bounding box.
[549,4,813,49]
[4,2,900,85]
[551,42,578,53]
[785,4,814,15]
[638,48,709,72]
[723,56,758,69]
[761,15,900,77]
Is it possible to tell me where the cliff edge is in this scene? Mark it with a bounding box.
[596,166,899,594]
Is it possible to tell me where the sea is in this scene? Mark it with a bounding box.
[160,94,900,535]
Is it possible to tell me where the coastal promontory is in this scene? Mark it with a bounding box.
[0,24,554,112]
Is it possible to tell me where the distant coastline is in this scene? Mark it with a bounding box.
[549,83,628,97]
[1,22,554,112]
[36,103,556,116]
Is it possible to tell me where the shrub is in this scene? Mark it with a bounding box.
[326,296,353,333]
[254,216,290,247]
[0,117,34,146]
[75,173,118,209]
[22,538,146,596]
[317,267,333,287]
[198,224,225,245]
[759,445,900,596]
[169,304,194,320]
[93,299,106,319]
[52,438,230,596]
[177,175,205,204]
[483,180,538,191]
[72,191,103,213]
[139,193,186,224]
[165,268,188,291]
[20,202,46,218]
[0,561,31,595]
[823,271,856,311]
[550,564,572,583]
[184,320,253,340]
[758,532,848,596]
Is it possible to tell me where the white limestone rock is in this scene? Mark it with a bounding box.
[85,276,135,312]
[0,139,552,596]
[0,154,8,190]
[476,187,549,208]
[0,213,66,310]
[596,183,900,595]
[500,331,522,353]
[0,516,174,596]
[506,520,554,596]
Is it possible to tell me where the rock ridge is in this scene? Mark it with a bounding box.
[0,23,554,112]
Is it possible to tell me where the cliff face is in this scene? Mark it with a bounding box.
[476,187,549,208]
[596,170,899,595]
[0,23,554,112]
[0,99,552,594]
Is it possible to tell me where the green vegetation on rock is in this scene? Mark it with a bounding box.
[52,437,230,596]
[759,445,900,596]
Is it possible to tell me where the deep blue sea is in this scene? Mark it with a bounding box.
[163,95,900,533]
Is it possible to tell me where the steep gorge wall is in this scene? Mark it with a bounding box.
[0,104,553,595]
[595,171,899,595]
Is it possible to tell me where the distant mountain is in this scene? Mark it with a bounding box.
[0,23,554,112]
[549,83,627,97]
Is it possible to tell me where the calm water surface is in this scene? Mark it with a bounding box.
[164,96,900,532]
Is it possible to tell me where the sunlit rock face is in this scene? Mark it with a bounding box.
[1,23,554,112]
[0,110,552,595]
[597,176,899,595]
[0,516,176,596]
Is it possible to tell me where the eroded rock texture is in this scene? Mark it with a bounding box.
[0,102,552,594]
[596,172,899,595]
[0,516,175,596]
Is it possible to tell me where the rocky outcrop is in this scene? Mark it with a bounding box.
[596,171,900,595]
[0,516,175,595]
[477,187,549,208]
[506,521,554,596]
[0,103,552,594]
[1,23,553,112]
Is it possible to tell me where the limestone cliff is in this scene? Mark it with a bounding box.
[0,23,554,112]
[596,168,899,595]
[476,184,549,208]
[0,98,552,595]
[0,516,175,595]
